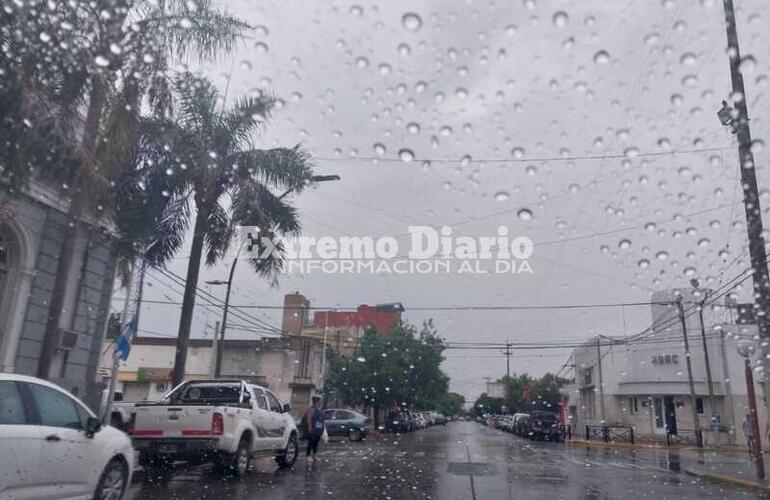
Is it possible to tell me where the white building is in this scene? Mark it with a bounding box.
[566,288,767,447]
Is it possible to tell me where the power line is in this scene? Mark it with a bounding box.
[313,146,732,165]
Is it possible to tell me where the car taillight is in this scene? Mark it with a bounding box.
[127,413,136,435]
[212,412,224,435]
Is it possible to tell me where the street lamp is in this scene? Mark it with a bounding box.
[209,174,341,378]
[736,339,765,480]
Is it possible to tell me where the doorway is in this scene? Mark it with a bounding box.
[653,397,678,435]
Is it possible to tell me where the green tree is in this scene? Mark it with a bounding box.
[325,321,450,428]
[436,392,466,416]
[502,373,568,414]
[473,393,504,416]
[131,74,314,385]
[0,0,250,378]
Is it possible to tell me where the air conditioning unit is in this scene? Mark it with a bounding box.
[54,328,79,351]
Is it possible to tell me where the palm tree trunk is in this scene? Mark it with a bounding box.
[36,79,107,377]
[172,206,208,387]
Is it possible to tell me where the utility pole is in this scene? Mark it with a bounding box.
[210,320,220,377]
[696,295,717,427]
[596,338,606,423]
[677,297,703,447]
[719,330,737,444]
[503,340,512,380]
[721,0,770,426]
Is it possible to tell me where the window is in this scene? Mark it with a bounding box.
[628,397,638,414]
[253,389,268,410]
[323,410,336,420]
[335,410,355,420]
[583,367,593,386]
[265,391,282,413]
[0,381,27,425]
[155,382,167,393]
[27,383,85,429]
[696,397,705,415]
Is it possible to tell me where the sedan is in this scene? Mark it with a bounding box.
[0,374,134,500]
[322,409,371,441]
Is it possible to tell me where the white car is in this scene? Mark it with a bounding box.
[0,374,134,500]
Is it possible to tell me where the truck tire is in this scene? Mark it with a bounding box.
[220,437,251,477]
[275,434,298,468]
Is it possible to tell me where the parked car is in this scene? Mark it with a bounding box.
[496,414,514,432]
[385,411,415,433]
[130,379,298,476]
[527,411,561,441]
[103,389,144,431]
[431,411,447,425]
[0,374,135,500]
[415,413,428,429]
[512,413,531,435]
[322,408,371,441]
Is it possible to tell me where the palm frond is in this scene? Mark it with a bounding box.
[219,93,276,151]
[203,202,232,265]
[228,145,314,191]
[231,180,301,235]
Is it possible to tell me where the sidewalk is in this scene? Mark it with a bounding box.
[677,448,770,492]
[568,439,770,492]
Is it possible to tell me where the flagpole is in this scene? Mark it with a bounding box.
[100,262,136,423]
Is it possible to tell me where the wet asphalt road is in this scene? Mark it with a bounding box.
[126,421,770,500]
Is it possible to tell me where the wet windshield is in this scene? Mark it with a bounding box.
[2,0,770,499]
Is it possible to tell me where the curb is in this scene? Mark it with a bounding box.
[683,468,770,492]
[566,439,672,450]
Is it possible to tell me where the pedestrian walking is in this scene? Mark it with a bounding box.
[305,395,325,464]
[743,414,754,454]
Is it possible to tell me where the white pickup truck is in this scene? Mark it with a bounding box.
[130,379,299,475]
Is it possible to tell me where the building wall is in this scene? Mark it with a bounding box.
[568,322,768,447]
[1,187,116,411]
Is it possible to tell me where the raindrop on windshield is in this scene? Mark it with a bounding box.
[517,208,533,221]
[402,12,423,32]
[398,149,415,162]
[593,50,610,65]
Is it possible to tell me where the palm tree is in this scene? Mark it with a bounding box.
[126,73,314,386]
[0,1,251,377]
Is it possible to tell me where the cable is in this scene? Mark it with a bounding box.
[313,146,732,165]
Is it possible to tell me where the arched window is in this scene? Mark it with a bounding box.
[0,223,24,372]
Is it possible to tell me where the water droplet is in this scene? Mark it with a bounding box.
[356,56,369,68]
[494,192,510,202]
[618,239,631,250]
[680,52,697,65]
[397,43,411,56]
[739,55,757,73]
[398,149,415,162]
[593,50,610,65]
[378,63,392,75]
[638,259,650,269]
[94,55,110,67]
[39,32,51,43]
[407,122,420,134]
[349,4,363,17]
[517,208,533,221]
[373,143,386,155]
[682,74,698,87]
[439,126,452,137]
[656,251,669,260]
[254,42,269,54]
[552,11,569,28]
[511,147,525,159]
[402,12,423,32]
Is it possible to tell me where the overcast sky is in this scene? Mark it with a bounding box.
[124,0,769,400]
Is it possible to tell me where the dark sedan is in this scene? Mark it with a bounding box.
[323,408,371,441]
[385,411,415,433]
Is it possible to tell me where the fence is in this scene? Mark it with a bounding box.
[585,424,635,444]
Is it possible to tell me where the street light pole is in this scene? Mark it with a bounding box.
[210,174,341,379]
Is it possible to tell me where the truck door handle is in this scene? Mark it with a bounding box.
[45,434,61,442]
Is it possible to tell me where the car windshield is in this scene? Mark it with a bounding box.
[5,0,770,497]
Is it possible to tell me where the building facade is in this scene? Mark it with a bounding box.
[280,292,404,357]
[1,180,116,410]
[566,288,767,447]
